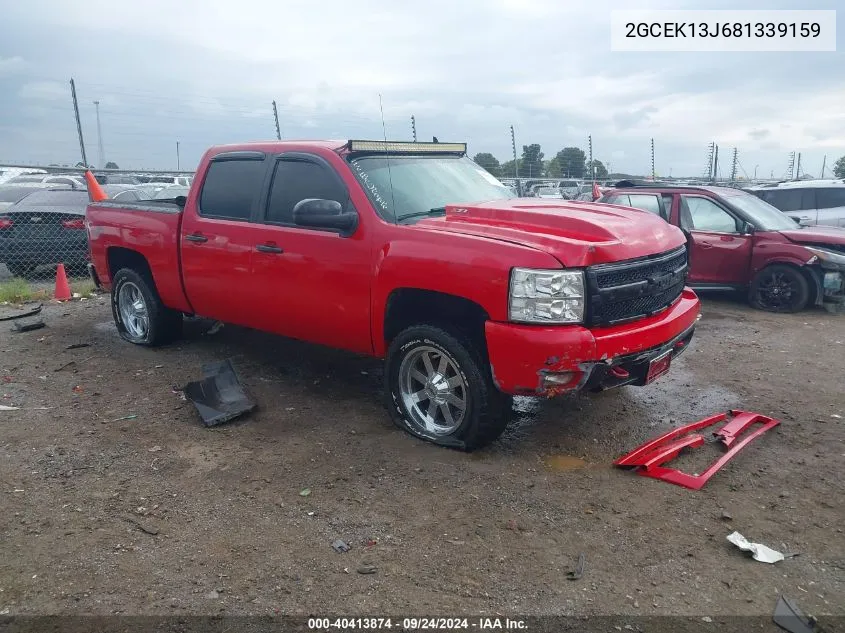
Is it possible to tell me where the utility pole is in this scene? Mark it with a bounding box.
[272,100,281,140]
[410,115,417,142]
[754,165,759,180]
[730,148,738,182]
[588,135,594,182]
[510,125,519,193]
[93,100,105,168]
[820,155,827,179]
[69,78,87,167]
[176,141,180,170]
[795,152,802,179]
[713,145,719,181]
[650,138,655,180]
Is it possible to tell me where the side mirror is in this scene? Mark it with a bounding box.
[743,222,756,235]
[293,198,358,237]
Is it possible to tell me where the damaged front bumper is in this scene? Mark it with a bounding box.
[485,288,700,397]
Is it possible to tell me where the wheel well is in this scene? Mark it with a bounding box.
[755,262,820,304]
[107,247,152,281]
[384,289,489,352]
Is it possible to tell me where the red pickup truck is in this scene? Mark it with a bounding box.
[86,140,700,450]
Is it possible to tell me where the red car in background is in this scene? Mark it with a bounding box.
[599,182,845,313]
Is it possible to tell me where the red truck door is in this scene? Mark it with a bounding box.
[179,152,271,325]
[678,194,752,286]
[246,153,373,354]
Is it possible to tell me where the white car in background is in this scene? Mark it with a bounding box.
[0,167,47,186]
[5,173,86,189]
[749,180,845,227]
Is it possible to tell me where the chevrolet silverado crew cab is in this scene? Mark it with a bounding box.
[86,140,700,450]
[599,181,845,313]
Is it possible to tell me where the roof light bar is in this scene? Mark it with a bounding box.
[347,140,467,154]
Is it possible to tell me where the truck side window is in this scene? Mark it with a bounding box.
[680,196,739,233]
[199,159,265,220]
[266,160,346,225]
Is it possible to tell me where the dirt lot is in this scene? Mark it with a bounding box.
[0,294,843,622]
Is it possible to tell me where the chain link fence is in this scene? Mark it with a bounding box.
[0,187,92,283]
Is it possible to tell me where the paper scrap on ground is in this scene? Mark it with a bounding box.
[727,531,785,563]
[0,405,20,411]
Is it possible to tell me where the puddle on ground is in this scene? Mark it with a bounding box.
[543,455,587,471]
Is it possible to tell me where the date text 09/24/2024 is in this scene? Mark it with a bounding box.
[307,617,528,630]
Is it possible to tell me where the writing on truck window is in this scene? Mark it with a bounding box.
[352,161,388,211]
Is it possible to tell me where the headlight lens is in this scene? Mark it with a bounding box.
[509,268,585,324]
[805,246,845,267]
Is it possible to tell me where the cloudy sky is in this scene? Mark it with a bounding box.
[0,0,842,178]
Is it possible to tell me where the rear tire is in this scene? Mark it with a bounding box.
[749,265,809,313]
[111,268,182,346]
[385,324,511,451]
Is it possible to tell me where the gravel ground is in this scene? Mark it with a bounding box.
[0,294,842,624]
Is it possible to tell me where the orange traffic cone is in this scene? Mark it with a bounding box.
[54,264,72,301]
[83,170,108,202]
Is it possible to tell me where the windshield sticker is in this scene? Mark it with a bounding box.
[352,161,389,211]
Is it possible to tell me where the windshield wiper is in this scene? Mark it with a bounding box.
[397,207,447,223]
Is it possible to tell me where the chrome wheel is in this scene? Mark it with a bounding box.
[117,281,149,339]
[399,345,468,436]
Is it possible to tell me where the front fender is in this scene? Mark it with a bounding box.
[370,235,558,357]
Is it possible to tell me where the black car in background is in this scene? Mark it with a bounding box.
[0,186,35,212]
[0,188,89,278]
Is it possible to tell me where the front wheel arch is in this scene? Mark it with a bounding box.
[748,263,811,313]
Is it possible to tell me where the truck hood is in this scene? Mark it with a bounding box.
[779,226,845,247]
[415,199,686,267]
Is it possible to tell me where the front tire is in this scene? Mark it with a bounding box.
[749,265,809,313]
[111,268,182,346]
[385,324,511,451]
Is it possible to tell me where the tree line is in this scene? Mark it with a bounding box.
[473,145,609,180]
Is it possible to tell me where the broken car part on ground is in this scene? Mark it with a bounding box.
[614,410,780,490]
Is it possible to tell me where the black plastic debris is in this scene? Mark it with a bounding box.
[12,318,45,332]
[183,359,256,427]
[0,303,42,322]
[66,343,91,350]
[773,596,820,633]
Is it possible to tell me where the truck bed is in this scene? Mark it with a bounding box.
[86,199,193,313]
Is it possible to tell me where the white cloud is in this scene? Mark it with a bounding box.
[0,56,25,77]
[0,0,842,174]
[18,81,67,101]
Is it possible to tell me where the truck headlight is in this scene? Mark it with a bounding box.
[509,268,585,324]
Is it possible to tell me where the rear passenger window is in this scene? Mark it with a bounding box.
[265,159,346,225]
[816,188,845,210]
[761,189,803,212]
[199,159,266,220]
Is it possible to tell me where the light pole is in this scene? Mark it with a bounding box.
[93,100,105,168]
[754,164,759,180]
[176,141,180,171]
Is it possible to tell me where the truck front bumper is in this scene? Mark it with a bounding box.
[485,288,701,397]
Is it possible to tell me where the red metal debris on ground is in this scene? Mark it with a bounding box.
[614,410,780,490]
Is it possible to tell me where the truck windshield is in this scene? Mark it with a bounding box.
[723,191,799,231]
[349,155,515,223]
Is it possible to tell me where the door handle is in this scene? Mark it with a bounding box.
[255,244,283,254]
[699,242,713,249]
[184,233,208,243]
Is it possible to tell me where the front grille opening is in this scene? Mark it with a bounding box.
[587,247,688,326]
